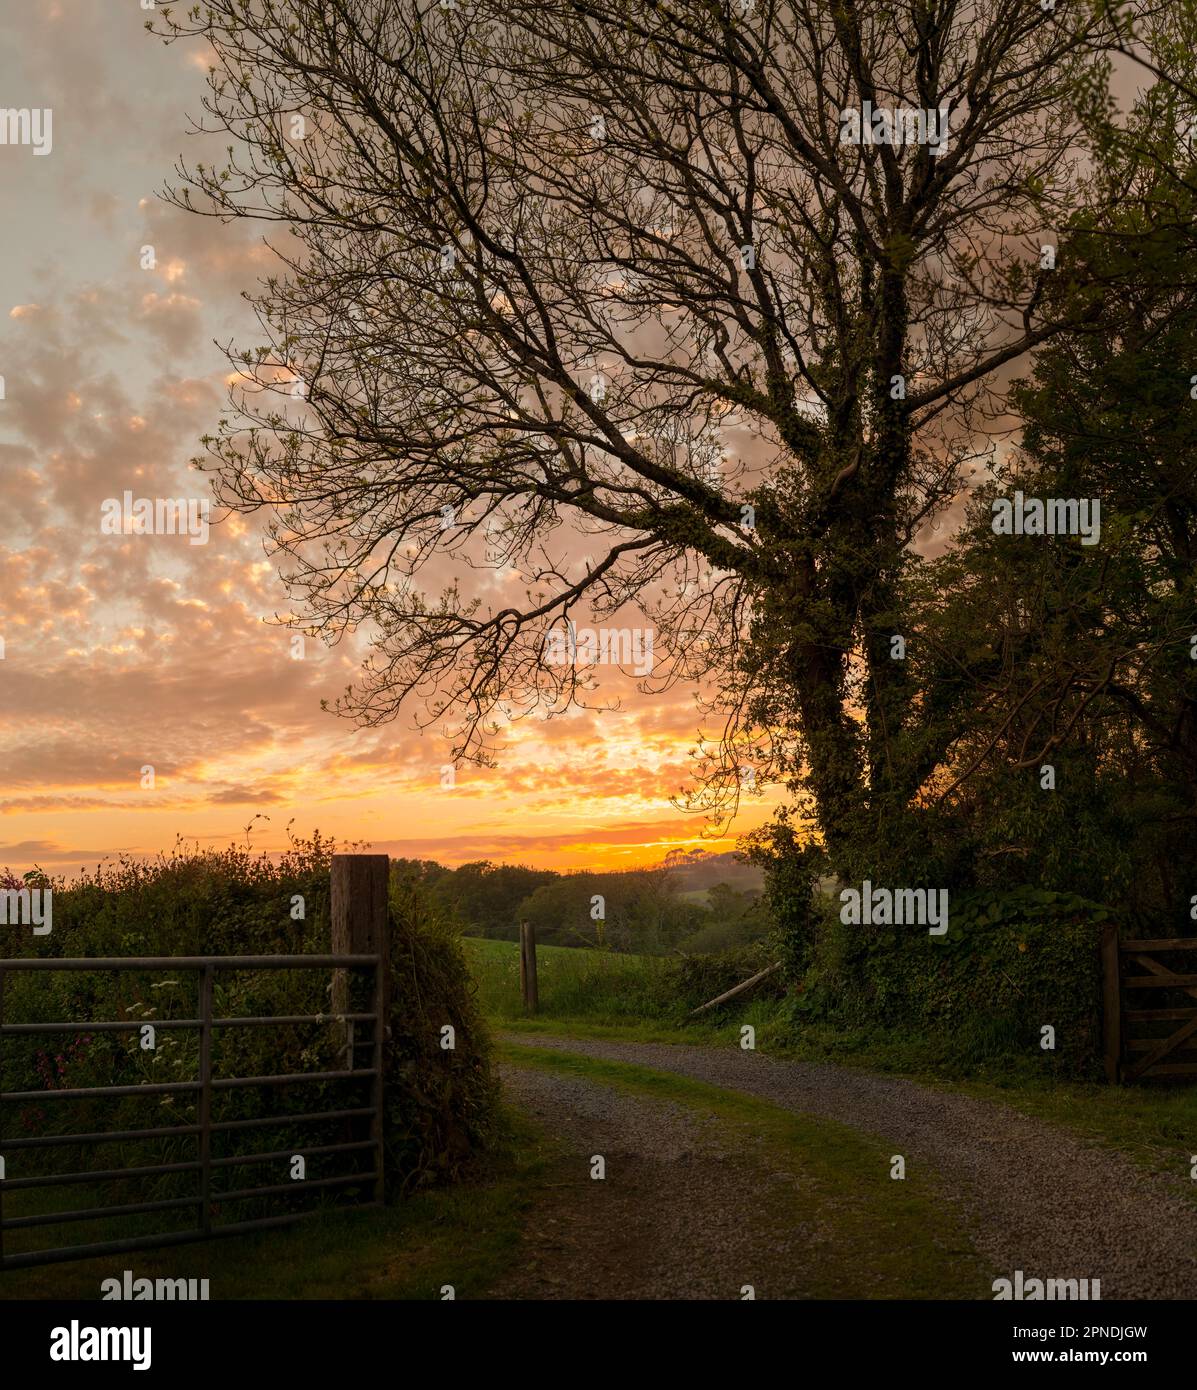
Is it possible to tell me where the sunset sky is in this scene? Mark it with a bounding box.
[0,0,783,879]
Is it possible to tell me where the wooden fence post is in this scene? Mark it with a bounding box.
[1101,922,1121,1086]
[331,853,390,1203]
[527,920,539,1012]
[520,920,539,1013]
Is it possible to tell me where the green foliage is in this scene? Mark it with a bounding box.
[382,877,499,1195]
[908,82,1197,929]
[399,853,767,956]
[658,940,784,1014]
[423,859,559,940]
[516,866,711,952]
[794,888,1111,1078]
[673,882,770,954]
[741,810,824,980]
[0,836,498,1252]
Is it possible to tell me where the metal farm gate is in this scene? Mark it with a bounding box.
[0,854,391,1270]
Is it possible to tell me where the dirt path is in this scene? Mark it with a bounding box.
[501,1034,1197,1300]
[496,1065,818,1299]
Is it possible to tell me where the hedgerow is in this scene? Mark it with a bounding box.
[0,835,498,1253]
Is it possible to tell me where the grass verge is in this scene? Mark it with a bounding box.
[0,1109,549,1301]
[466,938,1197,1195]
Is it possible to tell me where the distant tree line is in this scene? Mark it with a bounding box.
[390,856,767,955]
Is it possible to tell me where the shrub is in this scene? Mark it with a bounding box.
[382,875,499,1195]
[657,939,784,1016]
[0,835,498,1239]
[793,886,1112,1077]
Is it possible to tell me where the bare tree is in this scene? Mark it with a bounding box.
[154,0,1145,868]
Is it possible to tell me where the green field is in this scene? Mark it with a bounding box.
[461,936,678,1028]
[460,934,770,1041]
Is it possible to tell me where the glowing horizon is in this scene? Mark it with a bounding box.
[0,4,787,883]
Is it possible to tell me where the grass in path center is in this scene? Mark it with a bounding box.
[500,1040,995,1299]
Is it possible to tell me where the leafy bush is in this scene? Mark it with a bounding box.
[382,876,499,1194]
[656,939,784,1015]
[0,835,498,1252]
[793,886,1111,1077]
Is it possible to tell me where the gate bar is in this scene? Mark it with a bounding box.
[0,954,379,971]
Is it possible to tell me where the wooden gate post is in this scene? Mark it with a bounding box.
[331,854,390,1203]
[1101,922,1121,1086]
[331,853,391,1044]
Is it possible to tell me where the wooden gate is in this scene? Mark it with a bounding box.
[1103,926,1197,1083]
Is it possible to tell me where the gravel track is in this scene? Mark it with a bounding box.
[504,1034,1197,1300]
[496,1065,815,1299]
